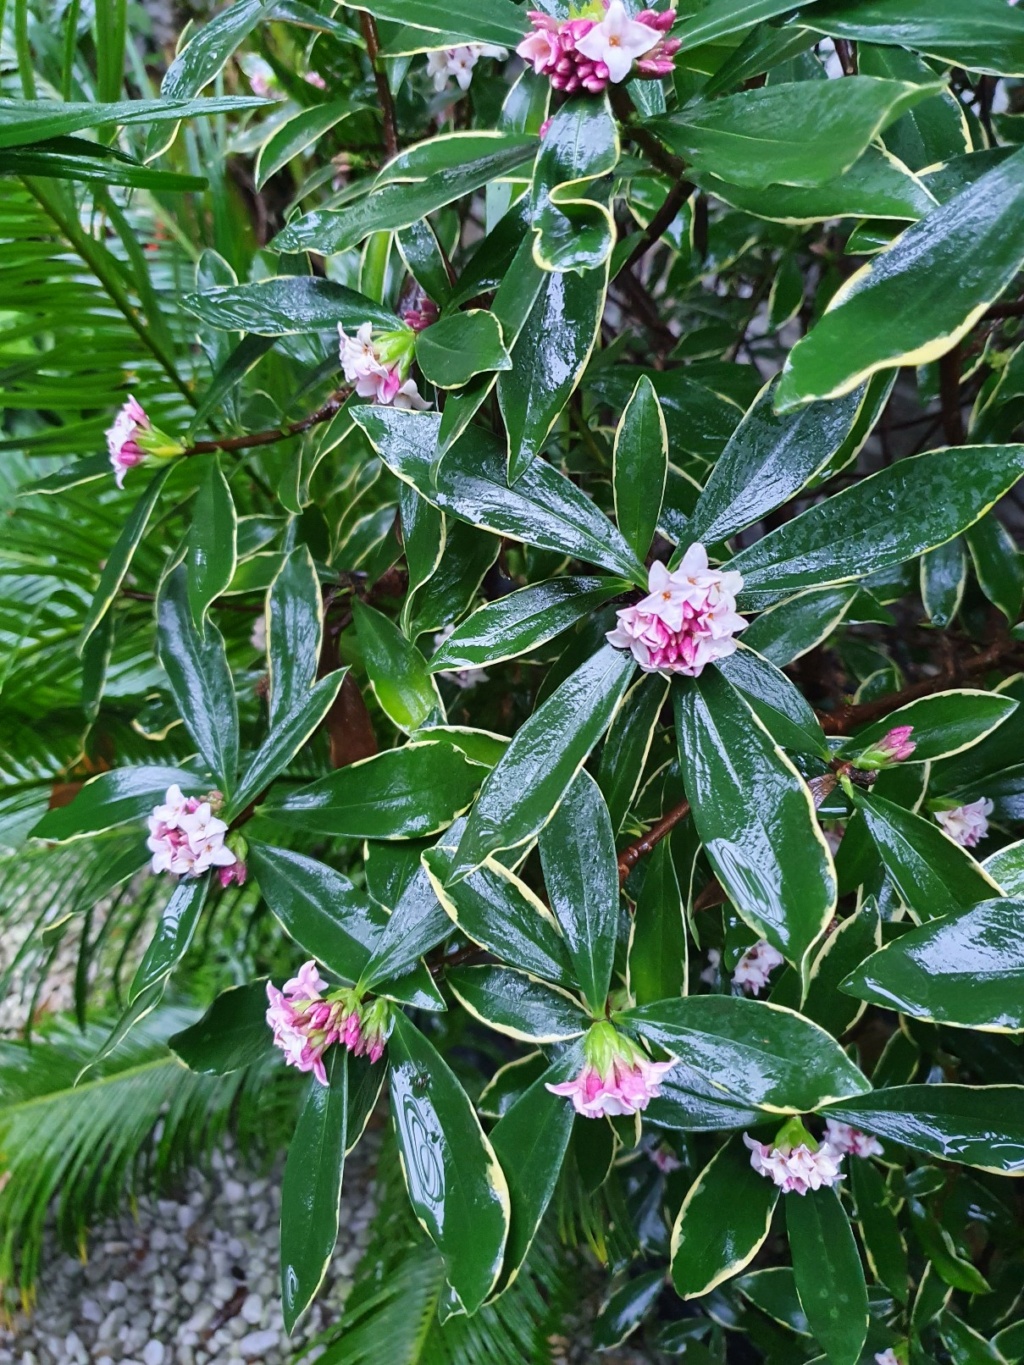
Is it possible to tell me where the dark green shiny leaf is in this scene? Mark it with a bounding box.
[183,276,399,334]
[31,766,206,842]
[354,601,439,733]
[266,545,323,730]
[0,94,267,147]
[169,980,276,1075]
[130,875,209,1002]
[415,310,512,389]
[840,689,1017,764]
[715,644,830,758]
[613,376,668,563]
[447,965,588,1042]
[186,456,236,632]
[629,841,687,1007]
[788,1186,868,1365]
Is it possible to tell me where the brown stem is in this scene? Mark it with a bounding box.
[620,178,695,275]
[608,85,689,181]
[939,345,964,446]
[834,39,858,75]
[184,390,349,457]
[985,298,1024,319]
[360,12,399,161]
[618,799,690,884]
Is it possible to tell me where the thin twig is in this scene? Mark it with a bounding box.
[184,390,349,456]
[939,344,964,446]
[608,85,689,181]
[618,800,690,884]
[621,178,694,275]
[360,12,399,161]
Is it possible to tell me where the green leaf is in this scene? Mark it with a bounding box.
[449,644,636,878]
[388,1012,510,1314]
[621,996,870,1113]
[396,220,455,310]
[742,584,858,666]
[255,100,364,191]
[266,544,323,731]
[425,837,575,986]
[599,674,669,834]
[341,0,526,48]
[415,310,511,389]
[538,770,619,1012]
[842,690,1018,764]
[0,141,208,190]
[967,513,1024,624]
[651,78,940,190]
[737,1268,811,1335]
[130,875,210,1002]
[183,276,399,335]
[689,381,865,544]
[776,150,1024,409]
[715,644,830,759]
[842,897,1024,1032]
[729,445,1024,606]
[822,1085,1024,1173]
[628,840,687,1007]
[227,671,347,819]
[187,456,237,632]
[447,966,588,1043]
[276,133,538,254]
[849,1158,909,1302]
[802,0,1024,78]
[260,742,485,840]
[670,1134,779,1299]
[498,257,610,483]
[488,1058,577,1293]
[281,1051,347,1334]
[157,565,239,793]
[79,464,172,651]
[674,670,835,967]
[354,601,439,733]
[788,1186,869,1365]
[169,980,276,1075]
[429,576,626,673]
[530,95,619,273]
[30,766,206,842]
[353,408,645,582]
[796,900,882,1040]
[849,786,1000,918]
[0,94,267,148]
[613,376,668,563]
[675,0,825,50]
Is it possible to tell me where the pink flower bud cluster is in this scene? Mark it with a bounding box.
[147,784,240,882]
[546,1021,676,1119]
[265,962,391,1085]
[106,397,151,487]
[338,322,430,410]
[517,3,679,94]
[607,545,747,676]
[935,796,993,848]
[823,1118,883,1159]
[732,939,785,996]
[853,724,916,771]
[743,1132,844,1195]
[402,298,440,333]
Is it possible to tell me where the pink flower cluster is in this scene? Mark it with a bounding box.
[607,546,747,676]
[743,1132,844,1195]
[106,397,151,487]
[854,724,916,771]
[426,43,507,93]
[266,963,392,1085]
[147,785,242,884]
[732,940,785,996]
[824,1118,883,1159]
[546,1022,676,1118]
[517,2,679,94]
[935,797,993,848]
[401,297,440,333]
[338,323,430,410]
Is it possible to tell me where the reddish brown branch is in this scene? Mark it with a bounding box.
[621,177,695,275]
[618,799,690,884]
[185,390,349,457]
[939,345,964,446]
[359,12,399,161]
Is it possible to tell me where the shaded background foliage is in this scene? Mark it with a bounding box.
[3,2,1024,1363]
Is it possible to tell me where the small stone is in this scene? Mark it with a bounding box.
[80,1299,103,1325]
[222,1180,246,1204]
[107,1283,128,1305]
[142,1343,165,1365]
[240,1294,263,1326]
[181,1281,202,1307]
[239,1330,278,1358]
[177,1207,197,1232]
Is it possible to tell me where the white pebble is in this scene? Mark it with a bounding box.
[142,1343,165,1365]
[240,1294,263,1326]
[239,1330,279,1358]
[107,1282,127,1304]
[222,1180,246,1204]
[180,1280,201,1306]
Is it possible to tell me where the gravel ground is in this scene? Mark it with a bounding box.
[0,1132,379,1365]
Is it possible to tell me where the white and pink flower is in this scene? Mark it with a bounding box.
[546,1022,675,1118]
[266,964,392,1084]
[146,784,238,881]
[743,1128,844,1195]
[935,797,993,848]
[875,1350,901,1365]
[732,940,785,996]
[516,4,679,92]
[426,43,508,93]
[607,546,747,677]
[105,397,184,487]
[824,1118,883,1159]
[338,322,430,410]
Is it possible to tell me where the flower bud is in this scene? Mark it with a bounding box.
[852,724,916,771]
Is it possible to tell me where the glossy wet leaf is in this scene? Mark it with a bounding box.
[0,94,266,147]
[186,456,236,632]
[354,407,644,581]
[447,965,588,1043]
[280,1051,347,1334]
[157,565,238,793]
[592,1272,664,1351]
[183,276,399,335]
[629,841,687,1007]
[613,376,668,563]
[729,445,1024,606]
[674,670,835,966]
[388,1012,509,1314]
[130,875,209,1002]
[849,787,1000,918]
[843,898,1024,1032]
[415,310,511,389]
[342,0,526,48]
[741,584,858,667]
[530,95,618,273]
[715,644,830,759]
[169,980,276,1075]
[261,742,485,840]
[266,545,323,729]
[538,770,619,1012]
[822,1085,1024,1173]
[777,150,1024,408]
[840,690,1018,764]
[652,78,940,190]
[967,512,1024,624]
[849,1158,909,1302]
[450,644,636,878]
[671,1134,779,1299]
[354,601,439,733]
[255,101,364,191]
[599,674,669,835]
[31,766,207,842]
[621,996,870,1114]
[788,1186,869,1365]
